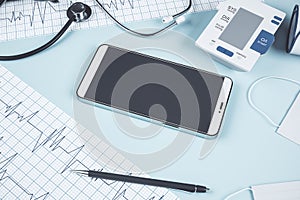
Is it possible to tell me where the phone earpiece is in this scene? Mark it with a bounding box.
[67,2,92,22]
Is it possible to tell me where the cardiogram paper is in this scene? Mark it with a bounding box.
[0,65,178,200]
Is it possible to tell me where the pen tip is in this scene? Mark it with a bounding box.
[196,186,210,193]
[71,170,88,176]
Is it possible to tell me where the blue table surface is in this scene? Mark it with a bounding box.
[1,0,300,199]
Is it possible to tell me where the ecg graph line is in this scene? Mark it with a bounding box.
[103,0,135,10]
[0,0,223,41]
[0,69,177,200]
[0,0,135,26]
[0,98,124,199]
[0,2,67,26]
[0,98,86,174]
[0,169,49,200]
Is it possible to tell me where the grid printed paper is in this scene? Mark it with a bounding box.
[0,0,224,41]
[0,65,179,199]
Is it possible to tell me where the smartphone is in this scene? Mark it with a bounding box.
[77,44,232,138]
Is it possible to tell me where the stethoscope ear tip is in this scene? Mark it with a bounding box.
[67,2,92,22]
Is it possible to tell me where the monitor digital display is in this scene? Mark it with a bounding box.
[219,8,263,50]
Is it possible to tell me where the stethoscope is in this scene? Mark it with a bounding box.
[0,0,192,61]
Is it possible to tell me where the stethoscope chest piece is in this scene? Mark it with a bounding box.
[0,1,92,60]
[67,2,92,22]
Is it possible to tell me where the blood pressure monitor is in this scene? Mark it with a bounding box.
[195,0,285,71]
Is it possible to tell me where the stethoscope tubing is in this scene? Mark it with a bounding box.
[0,2,90,61]
[94,0,192,37]
[0,16,75,60]
[0,0,192,60]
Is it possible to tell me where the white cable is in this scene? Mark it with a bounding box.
[224,187,252,200]
[248,76,300,127]
[175,16,186,24]
[162,16,174,23]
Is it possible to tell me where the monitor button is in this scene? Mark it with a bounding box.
[274,16,283,21]
[217,46,226,53]
[271,19,280,25]
[217,46,234,57]
[224,49,234,57]
[250,30,275,54]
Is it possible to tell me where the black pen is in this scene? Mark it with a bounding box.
[73,170,209,193]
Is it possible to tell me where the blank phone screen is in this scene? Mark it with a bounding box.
[83,46,225,133]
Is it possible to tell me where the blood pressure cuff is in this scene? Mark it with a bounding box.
[287,5,300,55]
